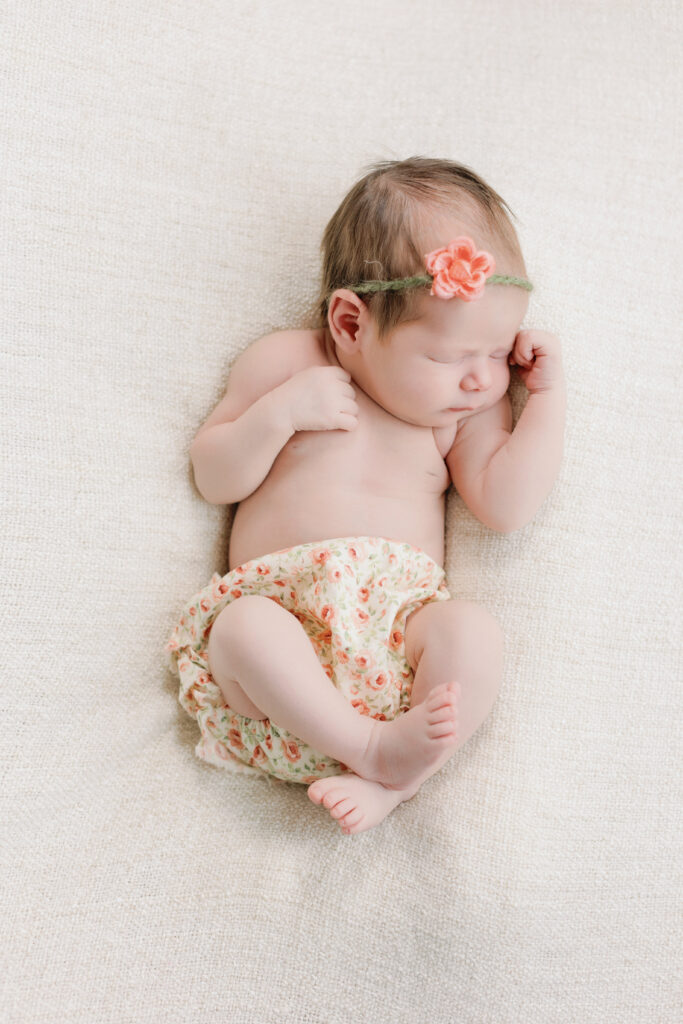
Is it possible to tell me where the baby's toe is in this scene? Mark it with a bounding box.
[330,797,356,820]
[428,721,456,739]
[307,781,326,805]
[343,812,367,834]
[322,789,345,811]
[340,807,364,828]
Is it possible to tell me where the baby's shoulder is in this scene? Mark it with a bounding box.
[244,328,326,372]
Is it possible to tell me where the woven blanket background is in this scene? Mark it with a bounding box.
[2,2,681,1022]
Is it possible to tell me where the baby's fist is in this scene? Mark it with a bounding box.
[508,329,564,394]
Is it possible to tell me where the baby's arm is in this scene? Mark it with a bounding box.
[190,332,358,504]
[190,332,303,504]
[446,330,566,533]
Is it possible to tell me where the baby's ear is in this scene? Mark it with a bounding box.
[327,289,368,352]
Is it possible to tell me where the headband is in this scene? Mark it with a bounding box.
[344,236,532,302]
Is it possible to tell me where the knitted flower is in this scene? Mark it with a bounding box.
[424,237,495,301]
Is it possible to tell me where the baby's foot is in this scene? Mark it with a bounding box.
[308,773,416,835]
[361,681,460,792]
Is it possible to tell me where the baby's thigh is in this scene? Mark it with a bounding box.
[206,596,295,706]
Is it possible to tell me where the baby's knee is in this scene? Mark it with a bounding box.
[209,594,275,649]
[429,599,502,652]
[455,601,503,650]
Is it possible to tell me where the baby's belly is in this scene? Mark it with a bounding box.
[229,478,446,570]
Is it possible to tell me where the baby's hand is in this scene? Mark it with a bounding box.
[508,329,564,394]
[276,365,359,432]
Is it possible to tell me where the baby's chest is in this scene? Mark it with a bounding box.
[274,395,450,495]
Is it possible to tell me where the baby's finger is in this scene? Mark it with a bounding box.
[337,412,359,430]
[513,340,533,366]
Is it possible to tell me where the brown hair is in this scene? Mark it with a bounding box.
[316,156,526,343]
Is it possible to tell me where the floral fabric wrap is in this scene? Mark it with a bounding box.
[165,536,451,784]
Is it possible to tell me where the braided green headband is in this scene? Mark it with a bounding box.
[343,236,532,302]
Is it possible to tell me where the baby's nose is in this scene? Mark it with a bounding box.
[461,367,491,391]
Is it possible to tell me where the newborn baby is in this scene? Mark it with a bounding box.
[166,156,566,834]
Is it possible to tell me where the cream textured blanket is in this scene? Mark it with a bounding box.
[2,2,681,1022]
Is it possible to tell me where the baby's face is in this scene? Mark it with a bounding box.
[360,282,529,428]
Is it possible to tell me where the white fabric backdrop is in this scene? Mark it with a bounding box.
[2,2,681,1021]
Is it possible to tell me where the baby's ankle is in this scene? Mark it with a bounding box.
[355,718,385,783]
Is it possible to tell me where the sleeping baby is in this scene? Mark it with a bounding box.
[166,156,566,834]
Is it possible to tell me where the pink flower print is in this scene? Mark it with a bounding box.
[354,650,374,672]
[350,698,371,716]
[183,694,199,715]
[227,728,245,750]
[200,597,211,612]
[347,542,365,561]
[320,604,336,625]
[357,587,370,603]
[311,547,331,565]
[327,567,343,583]
[255,563,271,576]
[424,237,495,301]
[368,670,389,690]
[230,588,243,599]
[388,628,404,651]
[251,745,267,765]
[282,738,302,762]
[214,741,233,761]
[353,607,370,628]
[215,580,230,595]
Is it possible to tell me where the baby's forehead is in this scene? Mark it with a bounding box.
[408,286,527,336]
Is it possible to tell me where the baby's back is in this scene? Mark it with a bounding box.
[228,330,453,569]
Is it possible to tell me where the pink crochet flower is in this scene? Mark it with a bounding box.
[424,237,495,300]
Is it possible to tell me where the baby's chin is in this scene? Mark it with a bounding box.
[391,407,467,428]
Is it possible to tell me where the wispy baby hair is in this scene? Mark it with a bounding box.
[317,156,526,343]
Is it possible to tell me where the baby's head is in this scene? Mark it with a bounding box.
[318,157,526,341]
[318,157,531,427]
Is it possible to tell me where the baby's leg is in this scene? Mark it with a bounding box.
[406,599,503,742]
[207,595,457,786]
[309,600,502,834]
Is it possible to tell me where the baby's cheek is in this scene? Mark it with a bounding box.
[494,363,511,392]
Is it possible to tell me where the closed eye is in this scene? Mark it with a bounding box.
[428,351,510,363]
